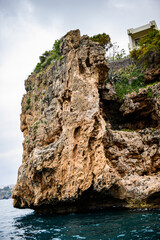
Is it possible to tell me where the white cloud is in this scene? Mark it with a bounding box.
[113,2,129,9]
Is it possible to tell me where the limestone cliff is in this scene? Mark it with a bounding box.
[12,30,160,213]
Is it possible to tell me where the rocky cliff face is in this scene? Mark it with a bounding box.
[12,30,160,213]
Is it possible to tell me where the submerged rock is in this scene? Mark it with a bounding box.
[12,30,160,213]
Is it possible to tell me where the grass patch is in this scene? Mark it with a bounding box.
[145,81,159,87]
[121,129,135,132]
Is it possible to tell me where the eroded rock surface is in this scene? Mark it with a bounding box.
[12,30,160,213]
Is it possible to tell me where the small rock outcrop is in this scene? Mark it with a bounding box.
[12,30,160,213]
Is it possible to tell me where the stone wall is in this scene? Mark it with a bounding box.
[108,57,134,71]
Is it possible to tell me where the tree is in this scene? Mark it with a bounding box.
[90,33,112,51]
[130,29,160,69]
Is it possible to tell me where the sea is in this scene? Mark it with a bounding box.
[0,199,160,240]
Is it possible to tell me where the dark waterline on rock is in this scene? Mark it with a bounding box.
[0,199,160,240]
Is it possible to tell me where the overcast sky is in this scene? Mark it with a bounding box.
[0,0,160,186]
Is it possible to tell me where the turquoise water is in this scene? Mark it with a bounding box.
[0,199,160,239]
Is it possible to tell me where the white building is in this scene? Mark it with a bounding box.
[127,20,158,51]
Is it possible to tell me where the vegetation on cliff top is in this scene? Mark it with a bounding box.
[90,33,112,51]
[32,30,159,101]
[106,64,144,99]
[106,29,160,100]
[34,39,62,73]
[118,65,143,98]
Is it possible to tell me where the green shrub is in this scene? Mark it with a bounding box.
[34,38,61,74]
[130,29,160,69]
[109,64,145,99]
[28,84,34,91]
[24,98,31,111]
[59,56,64,60]
[26,98,31,105]
[90,33,112,51]
[33,121,40,132]
[35,62,42,73]
[39,55,46,63]
[43,51,50,57]
[33,125,38,130]
[105,70,120,84]
[147,88,152,98]
[25,105,30,111]
[41,61,47,69]
[53,39,61,55]
[106,126,109,131]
